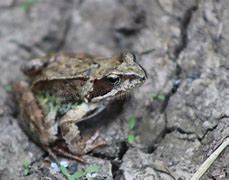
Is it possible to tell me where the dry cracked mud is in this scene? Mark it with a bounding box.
[0,0,229,179]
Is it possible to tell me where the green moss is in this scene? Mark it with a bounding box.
[22,160,30,176]
[20,0,36,12]
[60,164,99,180]
[35,93,79,122]
[4,84,12,92]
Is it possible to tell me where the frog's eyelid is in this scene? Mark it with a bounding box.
[107,74,119,78]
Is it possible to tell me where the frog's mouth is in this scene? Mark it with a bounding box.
[92,84,141,102]
[108,91,130,101]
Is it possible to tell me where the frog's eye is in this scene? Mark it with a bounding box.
[106,74,120,85]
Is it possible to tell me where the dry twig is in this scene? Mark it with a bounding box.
[191,137,229,180]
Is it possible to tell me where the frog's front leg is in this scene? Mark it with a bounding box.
[59,103,107,155]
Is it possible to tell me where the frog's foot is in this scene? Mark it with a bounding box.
[51,146,86,164]
[46,142,87,163]
[83,130,107,154]
[45,146,59,163]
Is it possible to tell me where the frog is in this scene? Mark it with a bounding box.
[13,52,147,163]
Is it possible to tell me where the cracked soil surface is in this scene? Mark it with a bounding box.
[0,0,229,179]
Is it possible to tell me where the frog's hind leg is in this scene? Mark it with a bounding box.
[50,146,86,164]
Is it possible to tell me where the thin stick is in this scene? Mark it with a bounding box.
[191,137,229,180]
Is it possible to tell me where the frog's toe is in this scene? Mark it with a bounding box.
[51,145,86,164]
[83,131,107,154]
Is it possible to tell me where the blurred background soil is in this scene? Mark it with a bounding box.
[0,0,229,179]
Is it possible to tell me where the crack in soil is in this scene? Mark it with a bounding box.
[198,124,218,143]
[198,115,229,143]
[173,3,198,60]
[161,0,200,114]
[111,141,129,179]
[92,141,129,179]
[35,15,72,53]
[169,126,197,135]
[53,16,72,52]
[146,1,200,154]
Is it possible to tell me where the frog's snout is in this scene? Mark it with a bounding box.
[140,76,146,81]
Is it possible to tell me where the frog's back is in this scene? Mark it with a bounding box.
[30,53,121,84]
[35,53,98,81]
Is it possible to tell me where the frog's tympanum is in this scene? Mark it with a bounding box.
[13,52,146,163]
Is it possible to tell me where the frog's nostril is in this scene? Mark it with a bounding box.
[140,76,146,81]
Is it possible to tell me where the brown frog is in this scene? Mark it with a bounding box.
[13,52,146,163]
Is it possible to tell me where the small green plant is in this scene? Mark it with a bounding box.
[127,117,137,144]
[60,165,69,177]
[4,84,12,92]
[128,116,136,130]
[60,164,99,180]
[127,134,135,144]
[150,93,166,101]
[20,0,36,12]
[156,94,166,101]
[22,160,30,176]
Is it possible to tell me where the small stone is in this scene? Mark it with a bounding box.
[50,162,60,173]
[68,163,78,175]
[60,160,69,167]
[202,121,215,130]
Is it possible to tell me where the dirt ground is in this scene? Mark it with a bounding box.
[0,0,229,179]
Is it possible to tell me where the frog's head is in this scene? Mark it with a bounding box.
[87,52,147,102]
